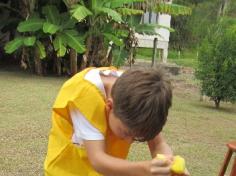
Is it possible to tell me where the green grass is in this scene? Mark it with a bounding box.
[0,69,236,176]
[136,48,199,69]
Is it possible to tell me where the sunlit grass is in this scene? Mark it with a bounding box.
[136,48,199,69]
[0,69,235,176]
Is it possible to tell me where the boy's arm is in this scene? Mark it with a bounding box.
[148,133,173,158]
[148,134,191,176]
[84,140,171,176]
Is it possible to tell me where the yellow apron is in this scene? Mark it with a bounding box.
[44,67,131,176]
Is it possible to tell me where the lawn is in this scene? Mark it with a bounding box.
[136,48,199,69]
[0,68,236,176]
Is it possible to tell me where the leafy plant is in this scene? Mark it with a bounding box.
[196,18,236,108]
[4,5,86,59]
[65,0,183,67]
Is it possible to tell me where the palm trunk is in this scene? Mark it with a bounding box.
[129,47,134,68]
[34,47,43,75]
[70,49,77,76]
[86,36,106,67]
[21,47,30,70]
[55,57,62,76]
[218,0,230,17]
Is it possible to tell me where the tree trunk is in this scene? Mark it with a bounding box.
[214,98,221,109]
[55,57,62,76]
[107,49,113,66]
[91,36,104,67]
[129,47,134,68]
[218,0,230,17]
[77,54,87,71]
[70,49,77,76]
[105,43,113,66]
[86,36,107,67]
[34,47,43,75]
[21,47,30,70]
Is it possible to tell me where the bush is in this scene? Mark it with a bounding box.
[196,19,236,108]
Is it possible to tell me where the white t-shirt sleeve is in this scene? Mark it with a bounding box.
[70,107,104,145]
[70,68,123,145]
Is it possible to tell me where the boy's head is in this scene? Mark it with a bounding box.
[108,68,172,142]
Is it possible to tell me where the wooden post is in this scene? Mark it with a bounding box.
[129,47,133,68]
[55,57,62,76]
[34,47,43,75]
[152,38,158,67]
[70,49,77,76]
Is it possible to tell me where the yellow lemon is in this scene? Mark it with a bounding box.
[156,154,185,174]
[171,155,185,174]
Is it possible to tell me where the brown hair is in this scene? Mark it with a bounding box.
[111,68,172,142]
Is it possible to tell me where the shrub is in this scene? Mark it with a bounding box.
[196,19,236,108]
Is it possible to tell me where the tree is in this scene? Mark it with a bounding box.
[170,0,221,50]
[4,4,86,75]
[3,0,191,75]
[196,19,236,108]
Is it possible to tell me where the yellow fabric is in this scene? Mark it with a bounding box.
[44,67,131,176]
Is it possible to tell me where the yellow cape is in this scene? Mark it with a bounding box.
[44,67,130,176]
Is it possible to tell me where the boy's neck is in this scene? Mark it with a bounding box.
[100,74,117,99]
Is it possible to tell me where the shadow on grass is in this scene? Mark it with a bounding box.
[191,101,236,115]
[0,65,68,79]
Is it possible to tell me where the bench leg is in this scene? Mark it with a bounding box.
[230,156,236,176]
[219,149,233,176]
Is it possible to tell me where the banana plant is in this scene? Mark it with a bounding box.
[153,3,192,16]
[66,0,189,67]
[4,5,86,59]
[63,0,146,67]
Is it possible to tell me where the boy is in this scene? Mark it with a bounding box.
[44,67,185,176]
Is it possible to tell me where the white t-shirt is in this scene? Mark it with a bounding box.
[70,69,123,145]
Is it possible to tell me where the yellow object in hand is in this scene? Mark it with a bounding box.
[156,154,185,174]
[171,155,185,174]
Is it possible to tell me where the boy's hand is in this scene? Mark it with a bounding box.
[156,154,190,176]
[172,168,190,176]
[150,156,172,176]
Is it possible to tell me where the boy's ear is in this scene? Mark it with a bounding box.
[106,98,113,112]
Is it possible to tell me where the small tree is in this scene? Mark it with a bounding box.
[196,18,236,108]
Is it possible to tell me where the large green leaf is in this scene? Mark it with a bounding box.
[92,0,98,10]
[24,36,36,46]
[36,41,46,59]
[4,37,24,53]
[116,29,129,38]
[17,18,45,32]
[43,22,60,34]
[156,24,175,32]
[108,0,145,8]
[96,7,123,22]
[62,0,70,7]
[112,47,128,67]
[53,34,67,57]
[135,23,174,37]
[127,15,142,26]
[135,24,161,36]
[42,5,60,25]
[63,30,86,53]
[153,3,192,16]
[103,33,124,46]
[70,4,93,22]
[117,8,143,16]
[61,13,77,29]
